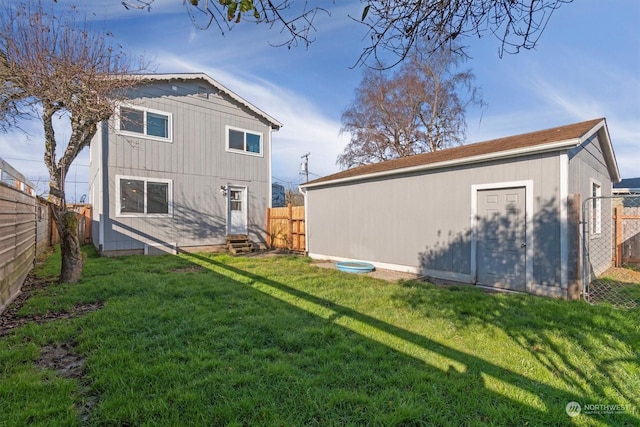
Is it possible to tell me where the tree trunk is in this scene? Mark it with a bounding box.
[55,210,84,283]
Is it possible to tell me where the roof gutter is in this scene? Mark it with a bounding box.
[301,138,583,189]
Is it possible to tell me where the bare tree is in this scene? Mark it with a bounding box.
[337,46,482,169]
[122,0,572,66]
[0,1,147,282]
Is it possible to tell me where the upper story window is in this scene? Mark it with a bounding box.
[226,126,263,156]
[117,106,172,142]
[116,175,173,217]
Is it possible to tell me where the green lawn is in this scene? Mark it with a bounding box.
[1,247,638,426]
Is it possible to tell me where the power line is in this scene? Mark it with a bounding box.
[0,156,89,167]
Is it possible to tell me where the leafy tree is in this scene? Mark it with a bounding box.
[123,0,572,66]
[0,1,147,282]
[337,46,483,169]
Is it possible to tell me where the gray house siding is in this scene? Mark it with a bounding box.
[89,75,278,255]
[307,152,565,294]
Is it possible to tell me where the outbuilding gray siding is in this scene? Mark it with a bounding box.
[89,75,279,255]
[568,133,614,277]
[303,119,619,299]
[307,152,563,290]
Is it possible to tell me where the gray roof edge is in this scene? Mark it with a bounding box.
[302,119,621,189]
[301,138,582,189]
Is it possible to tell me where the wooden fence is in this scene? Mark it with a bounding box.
[0,186,91,313]
[613,203,640,266]
[0,184,38,313]
[50,204,92,245]
[266,204,305,252]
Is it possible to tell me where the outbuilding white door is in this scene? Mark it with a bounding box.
[476,187,527,291]
[227,186,247,235]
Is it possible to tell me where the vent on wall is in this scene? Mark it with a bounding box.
[196,85,209,99]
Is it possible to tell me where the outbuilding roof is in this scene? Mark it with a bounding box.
[303,118,620,188]
[132,73,283,130]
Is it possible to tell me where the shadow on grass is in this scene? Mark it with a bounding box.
[184,252,639,425]
[392,279,640,409]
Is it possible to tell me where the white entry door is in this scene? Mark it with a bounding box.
[476,187,527,291]
[227,186,247,235]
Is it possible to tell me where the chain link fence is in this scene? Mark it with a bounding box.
[582,194,640,309]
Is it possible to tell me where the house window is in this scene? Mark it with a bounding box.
[230,190,242,211]
[117,176,172,217]
[118,106,172,141]
[591,180,602,235]
[226,126,262,155]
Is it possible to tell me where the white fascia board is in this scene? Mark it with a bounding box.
[577,119,620,182]
[594,121,620,183]
[302,138,582,189]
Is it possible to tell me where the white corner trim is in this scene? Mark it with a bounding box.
[559,153,569,289]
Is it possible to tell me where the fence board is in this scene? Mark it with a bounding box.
[266,204,305,252]
[50,204,92,245]
[0,184,36,313]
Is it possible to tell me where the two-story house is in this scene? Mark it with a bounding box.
[89,73,282,256]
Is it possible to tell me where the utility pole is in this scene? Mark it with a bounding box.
[300,152,310,183]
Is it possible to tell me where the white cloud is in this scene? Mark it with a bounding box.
[156,53,349,182]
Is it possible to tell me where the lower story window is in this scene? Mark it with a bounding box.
[117,176,172,216]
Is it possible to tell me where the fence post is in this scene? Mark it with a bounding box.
[567,194,581,300]
[287,203,293,251]
[83,205,92,244]
[614,204,622,267]
[266,207,272,249]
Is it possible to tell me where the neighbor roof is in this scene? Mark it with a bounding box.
[613,177,640,192]
[303,118,620,188]
[133,73,283,130]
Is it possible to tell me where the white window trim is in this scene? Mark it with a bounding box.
[116,175,173,218]
[225,125,264,157]
[590,178,602,237]
[115,105,173,143]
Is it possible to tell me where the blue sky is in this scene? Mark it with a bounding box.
[1,0,638,200]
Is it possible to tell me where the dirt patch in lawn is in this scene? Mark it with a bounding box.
[37,340,86,378]
[36,339,99,423]
[0,273,103,338]
[1,273,103,422]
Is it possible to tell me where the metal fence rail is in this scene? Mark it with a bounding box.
[582,195,640,309]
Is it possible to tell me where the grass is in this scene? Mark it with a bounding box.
[0,246,638,426]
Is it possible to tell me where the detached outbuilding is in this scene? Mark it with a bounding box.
[301,119,620,299]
